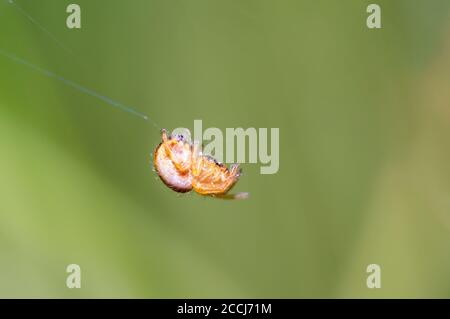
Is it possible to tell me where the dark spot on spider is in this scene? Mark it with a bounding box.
[215,161,225,167]
[205,155,224,167]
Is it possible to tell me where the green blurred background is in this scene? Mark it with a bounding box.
[1,0,450,298]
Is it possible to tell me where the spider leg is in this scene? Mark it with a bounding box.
[209,192,249,200]
[161,129,169,142]
[161,137,191,174]
[191,142,203,176]
[229,164,241,177]
[166,150,191,173]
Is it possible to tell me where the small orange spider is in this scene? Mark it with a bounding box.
[153,129,248,200]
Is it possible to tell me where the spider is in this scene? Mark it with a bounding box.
[153,129,249,200]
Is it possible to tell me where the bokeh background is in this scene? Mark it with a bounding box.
[1,0,450,298]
